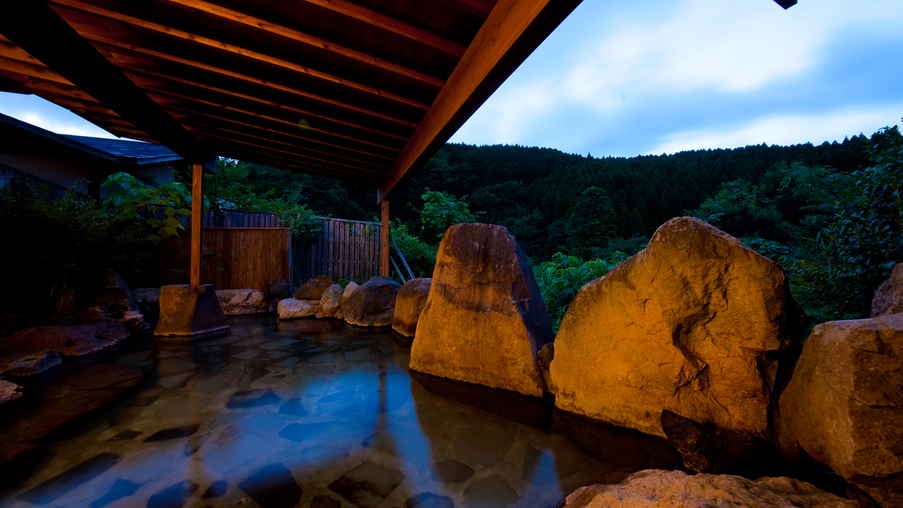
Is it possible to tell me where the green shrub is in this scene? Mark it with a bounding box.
[533,252,627,333]
[391,222,437,278]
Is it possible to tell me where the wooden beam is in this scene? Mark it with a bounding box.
[301,0,467,57]
[196,130,387,177]
[162,103,398,162]
[139,84,406,151]
[380,200,390,278]
[186,121,390,171]
[0,0,211,163]
[128,69,413,140]
[162,0,445,88]
[212,144,383,185]
[190,162,203,285]
[86,36,420,128]
[377,0,582,202]
[51,0,431,110]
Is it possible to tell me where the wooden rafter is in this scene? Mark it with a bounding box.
[123,70,409,143]
[130,69,412,140]
[84,35,420,128]
[160,0,446,88]
[186,121,391,171]
[300,0,467,57]
[51,0,431,110]
[139,85,406,152]
[195,130,386,176]
[163,105,397,162]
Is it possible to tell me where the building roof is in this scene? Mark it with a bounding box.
[0,0,583,201]
[0,111,181,164]
[63,134,182,164]
[0,1,793,200]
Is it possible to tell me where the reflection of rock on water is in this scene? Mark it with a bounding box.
[409,370,682,508]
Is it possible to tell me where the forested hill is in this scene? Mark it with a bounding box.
[384,135,870,259]
[209,124,901,322]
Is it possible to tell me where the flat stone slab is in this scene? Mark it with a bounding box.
[1,349,61,377]
[239,463,303,508]
[329,461,404,508]
[0,380,22,405]
[1,320,130,358]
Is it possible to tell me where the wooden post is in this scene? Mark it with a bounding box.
[190,163,203,285]
[380,199,389,278]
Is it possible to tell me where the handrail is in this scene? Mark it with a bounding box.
[391,237,415,281]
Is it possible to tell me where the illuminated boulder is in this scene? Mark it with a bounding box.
[343,277,400,327]
[392,278,431,337]
[551,217,803,439]
[277,299,320,319]
[410,223,553,397]
[319,284,343,317]
[561,470,860,508]
[779,314,903,508]
[154,284,229,337]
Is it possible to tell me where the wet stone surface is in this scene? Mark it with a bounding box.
[0,316,680,508]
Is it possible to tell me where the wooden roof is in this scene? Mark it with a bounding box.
[0,0,583,201]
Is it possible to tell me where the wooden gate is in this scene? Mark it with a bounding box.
[294,218,381,283]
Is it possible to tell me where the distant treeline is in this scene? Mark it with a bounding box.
[208,125,903,323]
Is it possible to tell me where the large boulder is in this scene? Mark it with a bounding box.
[154,284,229,337]
[779,314,903,507]
[319,284,343,317]
[342,277,401,327]
[410,223,553,398]
[2,319,130,357]
[872,263,903,317]
[392,278,431,337]
[277,299,320,319]
[90,270,139,313]
[341,281,359,303]
[216,289,268,315]
[294,275,335,300]
[561,469,860,508]
[551,217,803,439]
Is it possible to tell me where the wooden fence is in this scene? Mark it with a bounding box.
[162,228,291,291]
[293,218,382,283]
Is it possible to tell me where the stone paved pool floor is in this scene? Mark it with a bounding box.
[0,317,675,508]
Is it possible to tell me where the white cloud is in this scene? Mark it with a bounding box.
[651,106,903,155]
[452,0,903,154]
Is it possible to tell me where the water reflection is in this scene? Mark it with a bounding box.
[0,317,679,508]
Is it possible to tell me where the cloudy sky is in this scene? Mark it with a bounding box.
[1,0,901,157]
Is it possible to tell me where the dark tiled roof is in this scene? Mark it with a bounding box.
[63,134,181,163]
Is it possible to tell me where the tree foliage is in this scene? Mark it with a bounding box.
[102,171,194,240]
[419,189,477,239]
